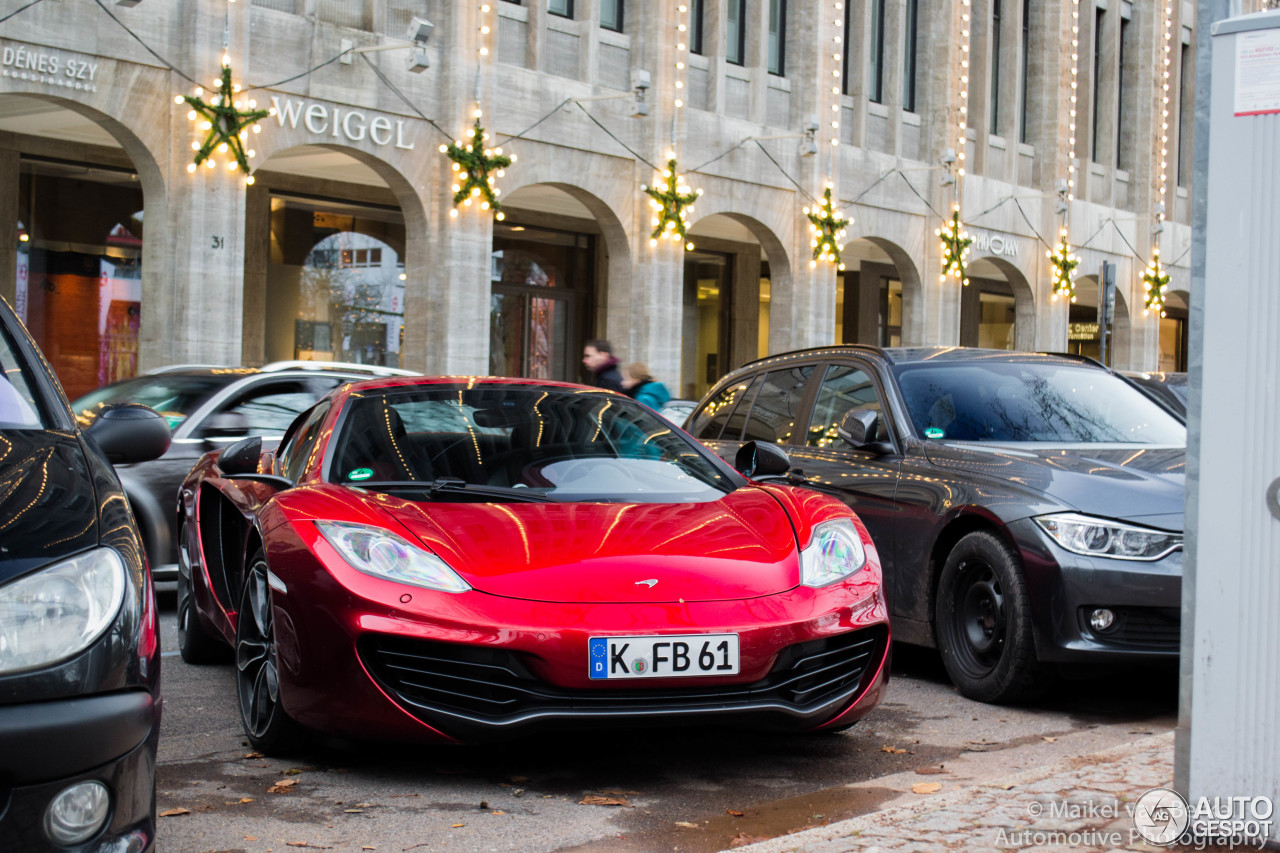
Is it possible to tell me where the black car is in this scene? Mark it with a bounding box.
[685,346,1185,704]
[70,361,415,584]
[1121,370,1188,418]
[0,296,170,851]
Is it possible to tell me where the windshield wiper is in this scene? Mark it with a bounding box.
[352,477,562,503]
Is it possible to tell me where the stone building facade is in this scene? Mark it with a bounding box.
[0,0,1221,400]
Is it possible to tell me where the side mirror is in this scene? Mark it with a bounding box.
[837,407,894,454]
[217,436,295,490]
[201,411,250,438]
[84,403,171,464]
[735,440,791,479]
[218,436,263,476]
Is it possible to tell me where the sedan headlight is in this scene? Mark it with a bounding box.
[800,519,868,587]
[1035,512,1181,561]
[0,548,128,675]
[316,521,470,593]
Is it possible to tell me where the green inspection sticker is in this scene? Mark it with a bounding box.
[347,467,374,481]
[924,427,946,439]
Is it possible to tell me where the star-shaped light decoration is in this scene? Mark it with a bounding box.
[1143,248,1170,317]
[643,159,701,249]
[937,207,973,286]
[177,61,273,184]
[440,117,514,220]
[804,186,850,270]
[1048,229,1079,302]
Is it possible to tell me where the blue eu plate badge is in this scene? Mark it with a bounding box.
[589,638,609,679]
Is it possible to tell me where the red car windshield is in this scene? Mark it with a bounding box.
[332,386,737,503]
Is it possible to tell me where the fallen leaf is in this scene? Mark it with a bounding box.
[244,838,258,842]
[269,778,299,793]
[491,810,506,815]
[726,809,745,817]
[285,767,306,775]
[451,823,466,828]
[995,783,1017,790]
[730,832,770,847]
[1042,736,1057,743]
[880,745,907,754]
[344,809,364,813]
[914,766,949,775]
[911,782,943,794]
[159,808,190,817]
[675,821,700,829]
[580,795,629,807]
[286,844,333,849]
[244,752,264,759]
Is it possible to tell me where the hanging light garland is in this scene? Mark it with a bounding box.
[938,208,972,286]
[805,186,849,269]
[443,3,512,220]
[1145,0,1176,317]
[939,0,972,286]
[644,158,700,248]
[642,4,699,249]
[177,57,272,184]
[1048,231,1079,300]
[1049,0,1082,302]
[441,115,512,219]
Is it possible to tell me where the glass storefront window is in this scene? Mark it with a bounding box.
[977,292,1016,350]
[683,251,730,400]
[17,158,144,399]
[266,195,405,368]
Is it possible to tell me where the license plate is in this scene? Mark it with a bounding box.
[588,633,740,679]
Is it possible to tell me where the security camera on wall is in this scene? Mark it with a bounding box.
[407,17,434,46]
[407,48,430,73]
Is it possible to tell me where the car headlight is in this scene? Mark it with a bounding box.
[800,519,868,587]
[315,521,470,593]
[1034,512,1181,561]
[0,548,128,675]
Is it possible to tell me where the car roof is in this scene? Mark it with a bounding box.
[142,361,417,379]
[741,345,1104,370]
[339,375,618,394]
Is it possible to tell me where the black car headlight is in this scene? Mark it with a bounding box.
[1034,512,1181,561]
[0,548,128,675]
[800,519,868,587]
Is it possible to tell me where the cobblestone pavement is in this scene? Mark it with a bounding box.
[727,732,1230,853]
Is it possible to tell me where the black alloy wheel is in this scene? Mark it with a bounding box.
[177,531,227,665]
[935,530,1052,704]
[235,553,302,754]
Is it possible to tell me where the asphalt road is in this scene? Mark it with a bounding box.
[152,583,1179,853]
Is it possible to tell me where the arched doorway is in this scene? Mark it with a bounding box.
[961,257,1035,351]
[1160,290,1189,371]
[1066,273,1131,366]
[682,214,787,400]
[248,145,419,369]
[837,238,922,346]
[0,94,164,398]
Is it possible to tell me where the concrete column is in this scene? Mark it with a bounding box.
[241,183,270,365]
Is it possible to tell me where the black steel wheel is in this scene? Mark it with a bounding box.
[935,530,1052,704]
[177,531,228,665]
[235,553,302,754]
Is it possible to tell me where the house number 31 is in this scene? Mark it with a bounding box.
[211,235,224,249]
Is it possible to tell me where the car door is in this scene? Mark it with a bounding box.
[690,364,821,465]
[782,360,906,612]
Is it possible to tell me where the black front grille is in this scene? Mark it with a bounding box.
[358,626,888,733]
[1080,606,1180,649]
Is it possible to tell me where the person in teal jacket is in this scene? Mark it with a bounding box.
[622,362,672,410]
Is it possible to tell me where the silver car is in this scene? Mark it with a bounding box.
[71,361,415,582]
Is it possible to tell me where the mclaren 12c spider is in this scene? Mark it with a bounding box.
[176,376,890,753]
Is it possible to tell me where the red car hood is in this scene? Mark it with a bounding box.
[384,488,801,603]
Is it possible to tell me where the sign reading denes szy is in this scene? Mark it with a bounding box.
[270,97,414,150]
[1,42,100,92]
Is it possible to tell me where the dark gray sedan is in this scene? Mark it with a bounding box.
[685,347,1185,704]
[71,361,414,583]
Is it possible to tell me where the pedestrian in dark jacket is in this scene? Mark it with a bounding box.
[582,339,624,392]
[623,362,672,410]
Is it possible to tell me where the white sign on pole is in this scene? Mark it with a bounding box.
[1234,28,1280,116]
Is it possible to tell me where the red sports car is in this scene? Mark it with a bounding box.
[176,376,890,753]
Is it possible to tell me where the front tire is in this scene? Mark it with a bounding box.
[235,553,303,754]
[935,531,1053,704]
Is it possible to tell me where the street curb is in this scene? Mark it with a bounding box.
[721,731,1177,852]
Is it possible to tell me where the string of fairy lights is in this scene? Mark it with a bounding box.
[1049,0,1082,302]
[1143,0,1176,316]
[642,2,700,249]
[803,0,851,270]
[442,2,513,221]
[938,0,973,287]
